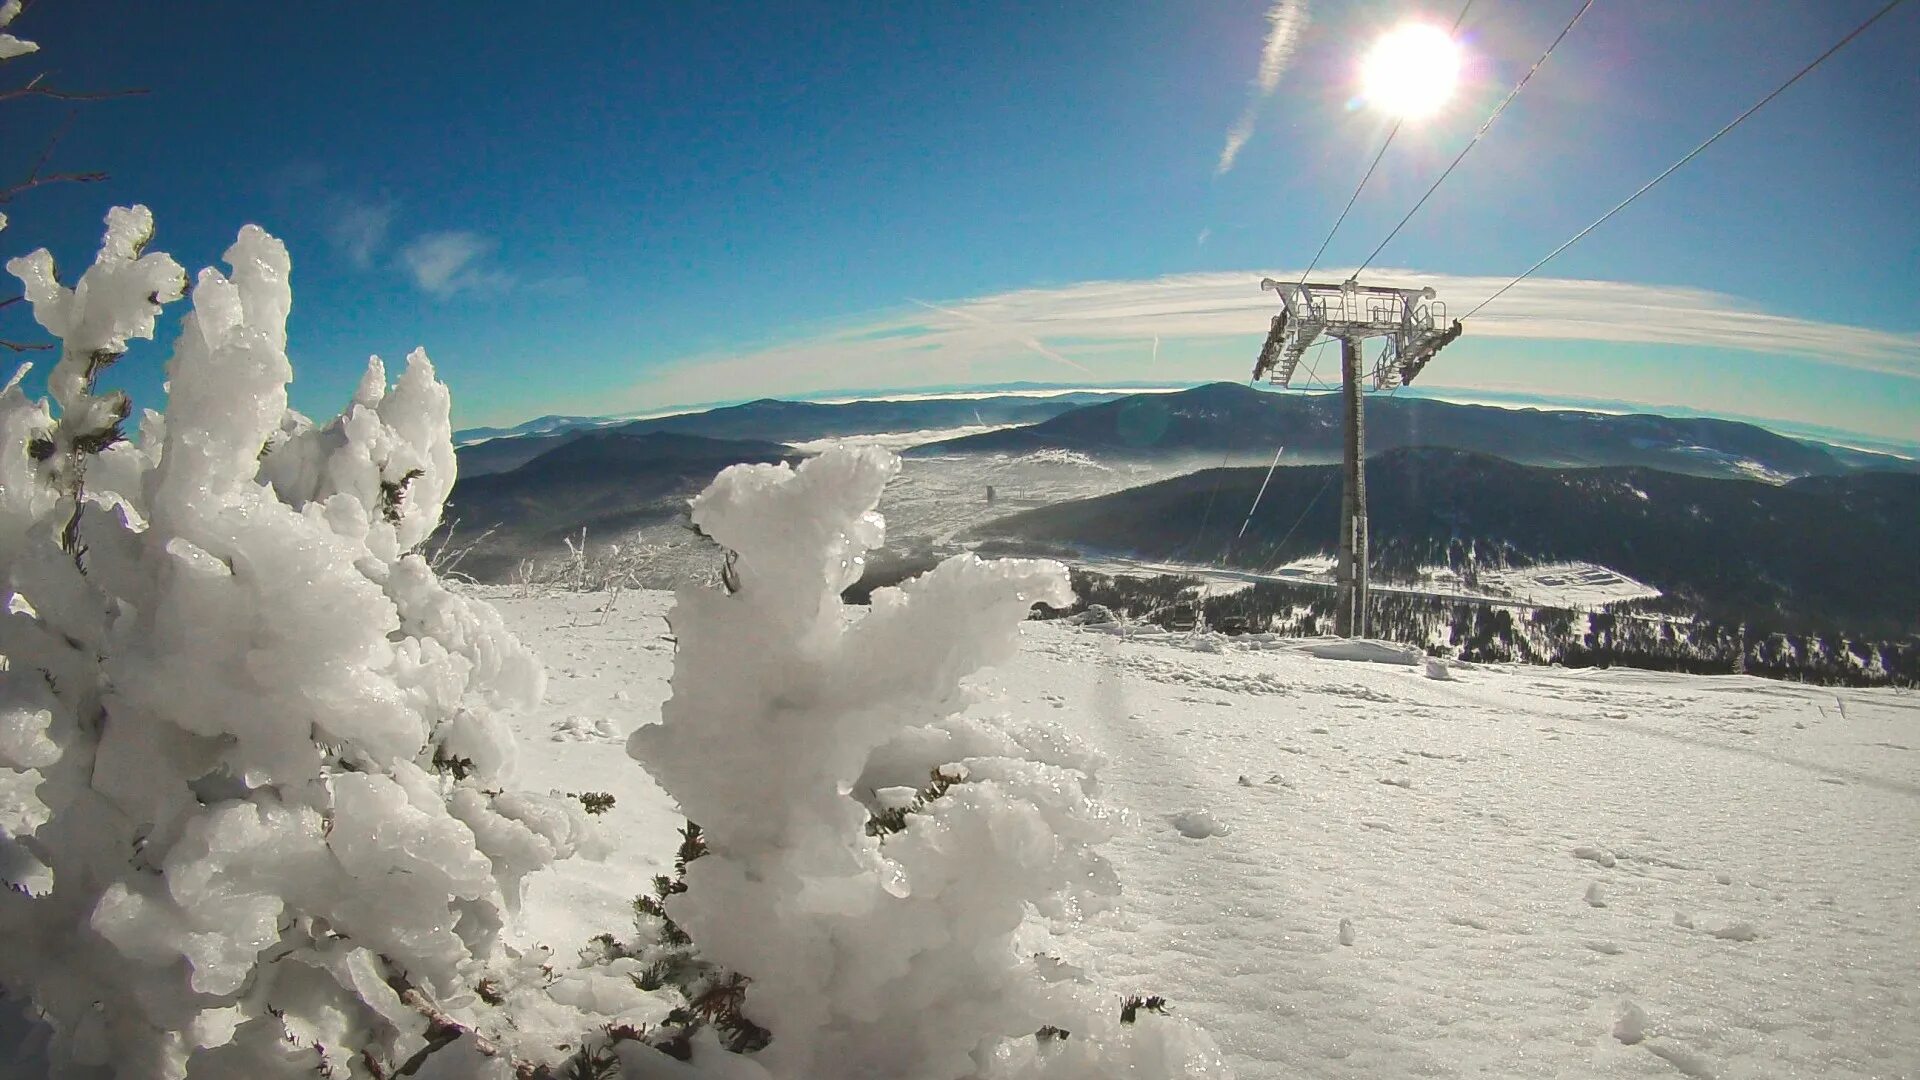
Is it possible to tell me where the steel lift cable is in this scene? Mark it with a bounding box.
[1353,0,1598,276]
[1296,0,1478,284]
[1180,376,1261,562]
[1237,442,1290,543]
[1464,0,1912,320]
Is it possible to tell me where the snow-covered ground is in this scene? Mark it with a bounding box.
[1439,561,1662,608]
[786,424,1015,454]
[492,586,1919,1080]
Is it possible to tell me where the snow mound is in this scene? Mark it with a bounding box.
[629,446,1228,1078]
[1010,448,1109,471]
[1170,809,1230,839]
[1297,638,1423,665]
[0,211,580,1076]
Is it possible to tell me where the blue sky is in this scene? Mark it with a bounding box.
[3,0,1916,445]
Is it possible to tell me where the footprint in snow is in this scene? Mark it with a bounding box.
[1169,809,1229,839]
[1646,1042,1719,1079]
[1572,845,1617,868]
[552,715,620,742]
[1613,1001,1648,1045]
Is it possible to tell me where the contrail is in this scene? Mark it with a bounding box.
[1217,0,1311,175]
[911,298,1095,375]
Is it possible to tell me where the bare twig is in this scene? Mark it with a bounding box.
[383,971,541,1080]
[0,76,146,107]
[0,106,109,204]
[0,169,105,203]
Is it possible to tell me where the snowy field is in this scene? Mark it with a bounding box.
[1428,562,1662,609]
[878,451,1186,546]
[1077,556,1662,614]
[529,449,1186,587]
[493,586,1918,1080]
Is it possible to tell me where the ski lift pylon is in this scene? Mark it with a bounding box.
[1252,278,1461,389]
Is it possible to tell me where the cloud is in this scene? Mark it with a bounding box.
[400,231,515,297]
[627,269,1918,409]
[325,197,394,269]
[1217,0,1311,175]
[909,298,1093,375]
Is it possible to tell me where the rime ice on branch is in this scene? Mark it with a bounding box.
[631,447,1231,1079]
[0,209,584,1078]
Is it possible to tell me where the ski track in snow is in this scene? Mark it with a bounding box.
[488,587,1919,1080]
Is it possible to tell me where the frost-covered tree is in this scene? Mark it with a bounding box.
[0,207,593,1077]
[631,447,1230,1079]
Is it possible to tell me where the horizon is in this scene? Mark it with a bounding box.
[3,2,1915,445]
[454,379,1920,461]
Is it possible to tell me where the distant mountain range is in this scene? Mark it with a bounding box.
[972,447,1920,637]
[437,385,1918,637]
[910,382,1917,481]
[455,392,1132,477]
[442,431,795,580]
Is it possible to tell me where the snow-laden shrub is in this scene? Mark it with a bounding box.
[631,447,1230,1079]
[0,208,591,1077]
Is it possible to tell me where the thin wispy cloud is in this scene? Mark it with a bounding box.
[400,230,515,298]
[909,297,1093,375]
[325,197,394,269]
[631,270,1918,410]
[1217,0,1311,175]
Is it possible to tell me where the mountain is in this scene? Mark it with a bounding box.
[455,392,1132,477]
[972,447,1920,637]
[440,431,796,579]
[454,414,613,444]
[910,382,1883,481]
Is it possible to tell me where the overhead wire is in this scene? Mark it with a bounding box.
[1197,0,1908,611]
[1353,0,1598,276]
[1181,377,1260,562]
[1236,443,1289,543]
[1296,0,1477,284]
[1463,0,1912,320]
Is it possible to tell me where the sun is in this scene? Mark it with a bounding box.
[1361,22,1462,120]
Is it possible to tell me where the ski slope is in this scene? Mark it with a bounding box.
[492,587,1919,1080]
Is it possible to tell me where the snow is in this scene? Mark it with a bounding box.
[787,424,1012,453]
[1293,638,1422,665]
[0,213,585,1077]
[627,446,1224,1078]
[3,207,1910,1078]
[485,585,1918,1079]
[1467,561,1662,608]
[0,0,38,60]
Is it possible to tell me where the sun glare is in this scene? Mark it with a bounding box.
[1361,22,1462,120]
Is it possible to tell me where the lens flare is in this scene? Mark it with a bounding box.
[1361,23,1462,119]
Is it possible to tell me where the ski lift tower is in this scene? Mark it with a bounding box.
[1250,278,1462,637]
